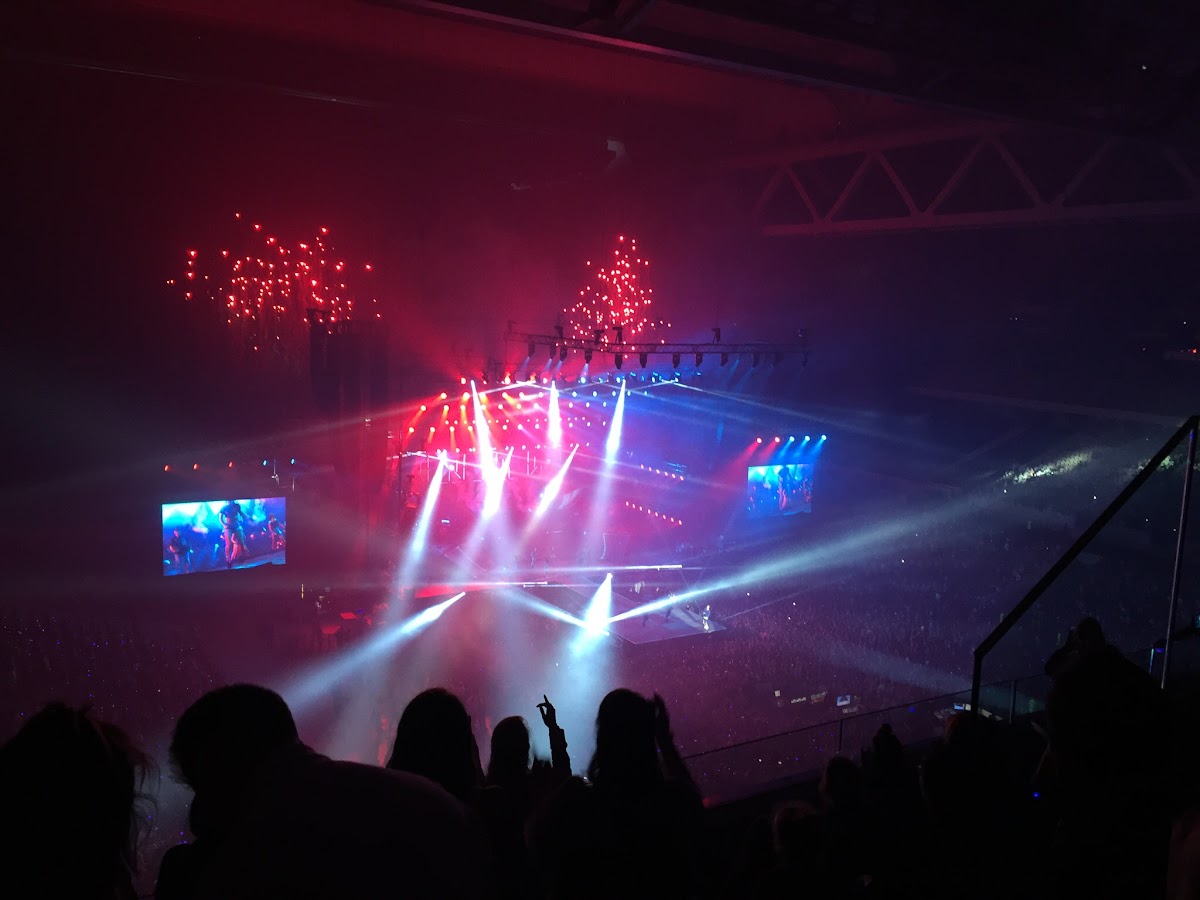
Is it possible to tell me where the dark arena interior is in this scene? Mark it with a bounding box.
[6,2,1200,898]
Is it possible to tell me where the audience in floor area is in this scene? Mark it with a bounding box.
[2,615,1197,899]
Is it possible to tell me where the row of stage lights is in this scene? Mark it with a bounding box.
[467,371,690,387]
[638,464,685,481]
[526,342,781,372]
[624,500,683,526]
[163,458,297,473]
[756,435,827,444]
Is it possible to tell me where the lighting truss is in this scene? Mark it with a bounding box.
[507,326,808,360]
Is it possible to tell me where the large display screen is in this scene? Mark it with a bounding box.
[162,497,286,575]
[747,464,813,518]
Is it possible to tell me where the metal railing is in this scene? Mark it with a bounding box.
[679,676,1047,800]
[970,415,1198,711]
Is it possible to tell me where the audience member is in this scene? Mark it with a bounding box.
[1043,617,1171,899]
[165,684,488,899]
[484,697,572,900]
[0,702,149,900]
[530,689,703,899]
[387,687,483,803]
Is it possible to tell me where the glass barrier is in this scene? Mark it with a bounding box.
[686,721,840,801]
[976,423,1192,708]
[686,685,994,799]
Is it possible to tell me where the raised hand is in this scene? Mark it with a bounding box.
[536,694,558,729]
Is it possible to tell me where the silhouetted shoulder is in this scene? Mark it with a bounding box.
[196,752,489,900]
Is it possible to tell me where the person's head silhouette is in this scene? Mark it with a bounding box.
[587,688,658,790]
[170,684,299,815]
[388,688,479,800]
[820,756,862,809]
[487,716,531,788]
[1,703,149,898]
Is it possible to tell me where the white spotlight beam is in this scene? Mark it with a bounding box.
[548,380,563,448]
[409,452,447,555]
[608,493,998,624]
[533,444,579,518]
[605,381,626,462]
[483,448,513,520]
[580,573,613,639]
[282,592,466,710]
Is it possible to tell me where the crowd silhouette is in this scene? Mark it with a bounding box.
[3,614,1199,899]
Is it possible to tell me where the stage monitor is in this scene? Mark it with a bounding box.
[747,464,813,518]
[162,497,286,575]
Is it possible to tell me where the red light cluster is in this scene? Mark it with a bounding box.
[563,234,670,347]
[172,213,380,356]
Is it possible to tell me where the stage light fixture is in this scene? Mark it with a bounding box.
[774,436,781,443]
[712,327,721,343]
[559,346,568,362]
[756,437,763,444]
[527,341,536,357]
[593,329,604,345]
[584,349,593,363]
[695,353,703,367]
[614,326,624,344]
[614,353,623,369]
[752,353,760,367]
[720,353,729,367]
[671,352,681,369]
[639,352,648,368]
[554,325,564,339]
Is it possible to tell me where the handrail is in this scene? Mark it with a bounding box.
[681,687,965,761]
[970,414,1199,713]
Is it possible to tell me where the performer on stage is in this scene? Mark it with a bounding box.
[267,513,286,551]
[218,499,248,569]
[167,528,192,574]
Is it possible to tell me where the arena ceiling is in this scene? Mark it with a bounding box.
[372,0,1200,136]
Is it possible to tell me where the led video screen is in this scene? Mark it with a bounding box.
[162,497,286,575]
[747,464,813,518]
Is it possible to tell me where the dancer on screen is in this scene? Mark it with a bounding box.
[219,500,249,569]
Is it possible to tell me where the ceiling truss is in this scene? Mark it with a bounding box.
[737,123,1200,236]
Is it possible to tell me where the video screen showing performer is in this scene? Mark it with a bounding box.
[162,497,287,575]
[747,464,814,518]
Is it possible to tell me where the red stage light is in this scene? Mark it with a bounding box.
[163,465,170,472]
[440,392,447,400]
[192,463,199,470]
[756,437,763,444]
